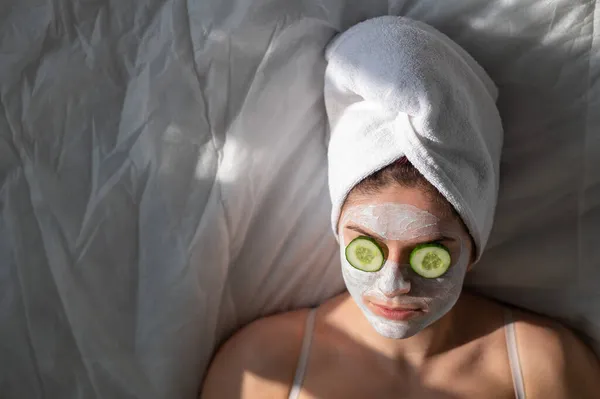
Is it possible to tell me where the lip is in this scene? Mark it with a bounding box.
[367,302,424,321]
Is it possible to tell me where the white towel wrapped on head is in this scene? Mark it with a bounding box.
[325,16,504,260]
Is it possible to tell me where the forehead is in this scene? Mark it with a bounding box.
[342,184,454,223]
[341,203,449,239]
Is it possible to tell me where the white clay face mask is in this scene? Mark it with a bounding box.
[339,203,470,339]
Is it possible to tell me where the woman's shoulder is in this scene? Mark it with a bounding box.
[201,308,312,399]
[509,306,600,398]
[463,292,600,398]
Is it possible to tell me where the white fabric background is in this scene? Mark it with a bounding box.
[0,1,598,398]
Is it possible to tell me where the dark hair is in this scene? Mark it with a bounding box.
[345,157,458,219]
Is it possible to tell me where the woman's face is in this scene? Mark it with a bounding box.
[338,185,473,339]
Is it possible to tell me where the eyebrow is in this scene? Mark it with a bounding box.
[346,224,382,238]
[345,224,449,243]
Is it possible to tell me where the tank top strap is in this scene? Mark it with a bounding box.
[504,308,526,399]
[288,308,317,399]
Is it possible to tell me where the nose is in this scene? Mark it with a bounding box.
[377,261,411,297]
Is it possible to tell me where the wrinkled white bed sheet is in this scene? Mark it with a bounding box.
[0,0,598,398]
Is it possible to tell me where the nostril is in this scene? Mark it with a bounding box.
[385,280,411,297]
[382,282,411,298]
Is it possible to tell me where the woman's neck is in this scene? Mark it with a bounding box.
[325,292,464,368]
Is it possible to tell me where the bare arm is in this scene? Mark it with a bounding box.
[201,312,307,399]
[556,325,600,398]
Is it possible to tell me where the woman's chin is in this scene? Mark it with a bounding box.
[363,309,422,339]
[373,322,420,339]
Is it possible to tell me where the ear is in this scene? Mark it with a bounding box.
[464,243,476,272]
[468,235,477,269]
[466,246,477,271]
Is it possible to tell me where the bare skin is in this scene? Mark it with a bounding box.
[202,185,600,399]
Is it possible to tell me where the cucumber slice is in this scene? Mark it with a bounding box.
[410,243,451,278]
[345,236,385,272]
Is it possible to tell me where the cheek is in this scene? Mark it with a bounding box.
[410,252,468,300]
[411,269,462,299]
[342,260,380,287]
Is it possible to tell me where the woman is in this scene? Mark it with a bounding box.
[202,17,600,398]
